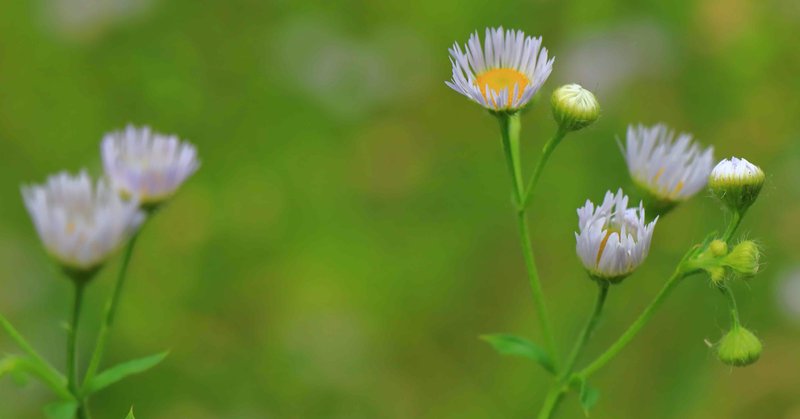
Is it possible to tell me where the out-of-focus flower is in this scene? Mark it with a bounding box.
[709,157,765,213]
[551,84,600,131]
[620,124,714,210]
[446,27,554,112]
[46,0,155,43]
[102,125,199,206]
[22,171,145,277]
[575,189,657,283]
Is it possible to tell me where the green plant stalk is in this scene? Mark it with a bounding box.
[722,210,743,243]
[0,314,72,400]
[497,112,559,365]
[571,202,748,384]
[574,269,687,382]
[67,280,88,419]
[536,281,609,419]
[719,284,740,327]
[521,127,567,210]
[81,233,140,394]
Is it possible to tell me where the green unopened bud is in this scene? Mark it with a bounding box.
[551,84,599,131]
[723,241,760,277]
[709,240,728,257]
[707,266,726,284]
[709,157,765,213]
[717,327,762,367]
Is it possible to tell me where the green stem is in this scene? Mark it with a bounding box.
[0,314,71,400]
[537,385,567,419]
[536,281,610,419]
[516,212,559,366]
[561,281,609,379]
[497,112,559,366]
[718,284,740,327]
[498,112,524,204]
[575,270,688,380]
[521,127,567,210]
[81,233,139,393]
[67,281,88,418]
[721,211,742,243]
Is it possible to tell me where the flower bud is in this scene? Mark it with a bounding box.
[551,84,599,131]
[717,327,762,367]
[723,241,760,277]
[709,240,728,257]
[709,157,765,213]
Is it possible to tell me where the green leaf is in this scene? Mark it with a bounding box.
[579,380,600,416]
[126,407,136,419]
[86,351,169,394]
[44,401,78,419]
[480,334,555,374]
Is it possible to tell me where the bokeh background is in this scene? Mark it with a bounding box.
[2,0,800,417]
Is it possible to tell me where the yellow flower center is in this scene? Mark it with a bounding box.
[474,68,529,107]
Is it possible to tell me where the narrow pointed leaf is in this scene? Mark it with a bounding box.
[579,380,600,416]
[126,407,136,419]
[480,334,555,374]
[44,401,78,419]
[87,351,168,394]
[2,355,73,399]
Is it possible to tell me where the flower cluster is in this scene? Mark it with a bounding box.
[23,125,199,278]
[447,26,769,417]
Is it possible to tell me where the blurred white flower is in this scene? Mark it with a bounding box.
[777,268,800,324]
[446,27,554,112]
[621,123,714,203]
[273,18,434,119]
[45,0,155,42]
[559,21,674,97]
[102,125,199,205]
[575,189,657,282]
[22,170,145,273]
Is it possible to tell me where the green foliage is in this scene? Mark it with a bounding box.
[43,401,78,419]
[579,381,600,417]
[86,352,169,395]
[126,407,136,419]
[480,334,555,374]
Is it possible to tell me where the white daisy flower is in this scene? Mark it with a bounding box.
[620,123,713,204]
[446,27,554,112]
[102,125,199,206]
[575,189,657,282]
[709,157,765,212]
[22,170,145,275]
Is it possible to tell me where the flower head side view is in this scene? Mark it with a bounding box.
[1,125,199,419]
[446,26,768,418]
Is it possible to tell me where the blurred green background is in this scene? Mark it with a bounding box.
[2,0,800,417]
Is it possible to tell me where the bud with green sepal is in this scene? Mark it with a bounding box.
[551,84,600,132]
[682,239,760,283]
[709,157,765,214]
[722,240,760,278]
[717,326,762,367]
